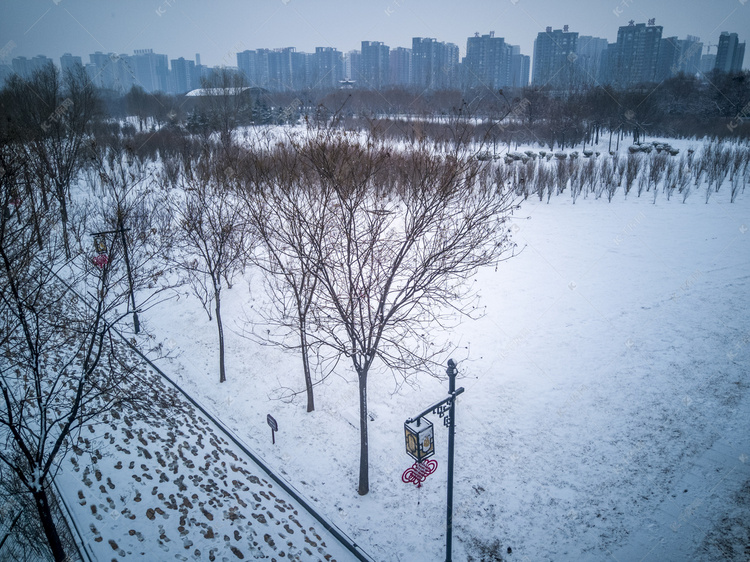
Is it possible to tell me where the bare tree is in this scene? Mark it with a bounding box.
[581,157,599,199]
[299,131,518,495]
[238,141,334,412]
[624,152,642,197]
[85,136,174,332]
[198,69,252,152]
[168,147,252,383]
[0,148,146,561]
[2,63,99,257]
[647,152,668,196]
[664,159,678,201]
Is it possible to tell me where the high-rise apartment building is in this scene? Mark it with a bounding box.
[313,47,343,90]
[60,53,83,75]
[509,45,531,88]
[171,57,197,93]
[676,36,704,75]
[411,37,458,91]
[655,35,704,80]
[360,41,389,89]
[532,26,579,90]
[463,32,511,90]
[11,55,53,79]
[606,21,663,87]
[389,47,412,87]
[345,50,361,83]
[132,49,169,92]
[700,54,717,74]
[715,32,745,73]
[576,36,608,84]
[237,48,302,90]
[656,37,680,81]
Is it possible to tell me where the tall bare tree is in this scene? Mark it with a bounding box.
[299,131,518,495]
[239,142,332,412]
[168,147,252,383]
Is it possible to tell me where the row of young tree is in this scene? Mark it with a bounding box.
[495,141,750,205]
[0,62,520,559]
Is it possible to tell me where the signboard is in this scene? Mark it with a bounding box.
[267,414,278,444]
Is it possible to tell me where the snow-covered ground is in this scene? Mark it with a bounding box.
[91,137,749,561]
[56,343,355,561]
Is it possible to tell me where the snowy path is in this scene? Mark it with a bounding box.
[55,344,358,562]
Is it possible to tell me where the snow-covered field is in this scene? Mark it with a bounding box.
[86,138,749,561]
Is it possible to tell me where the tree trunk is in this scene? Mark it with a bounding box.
[33,487,66,562]
[357,368,369,496]
[299,327,314,412]
[215,287,226,383]
[58,193,70,259]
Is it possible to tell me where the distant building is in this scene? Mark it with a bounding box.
[532,26,579,90]
[411,37,458,91]
[655,35,704,80]
[656,37,680,81]
[60,53,83,75]
[676,36,704,75]
[132,49,169,92]
[345,50,361,82]
[237,48,302,91]
[576,36,608,84]
[171,57,197,93]
[360,41,389,89]
[268,47,295,91]
[313,47,344,90]
[714,32,745,73]
[11,55,53,79]
[463,32,511,90]
[607,21,663,87]
[237,49,263,87]
[700,54,717,74]
[509,45,530,88]
[389,47,412,87]
[293,51,313,90]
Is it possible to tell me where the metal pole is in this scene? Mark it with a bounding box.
[446,359,457,562]
[118,218,140,334]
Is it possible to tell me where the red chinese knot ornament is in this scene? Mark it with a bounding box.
[401,459,438,488]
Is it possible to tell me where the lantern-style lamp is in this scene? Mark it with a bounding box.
[94,235,107,254]
[404,417,435,462]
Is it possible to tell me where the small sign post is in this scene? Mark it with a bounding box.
[266,414,278,444]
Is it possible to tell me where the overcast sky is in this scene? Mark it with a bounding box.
[1,0,748,68]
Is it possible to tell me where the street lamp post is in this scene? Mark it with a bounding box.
[445,359,458,562]
[403,359,464,562]
[92,223,140,334]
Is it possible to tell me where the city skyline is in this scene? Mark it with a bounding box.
[1,0,748,70]
[5,23,744,95]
